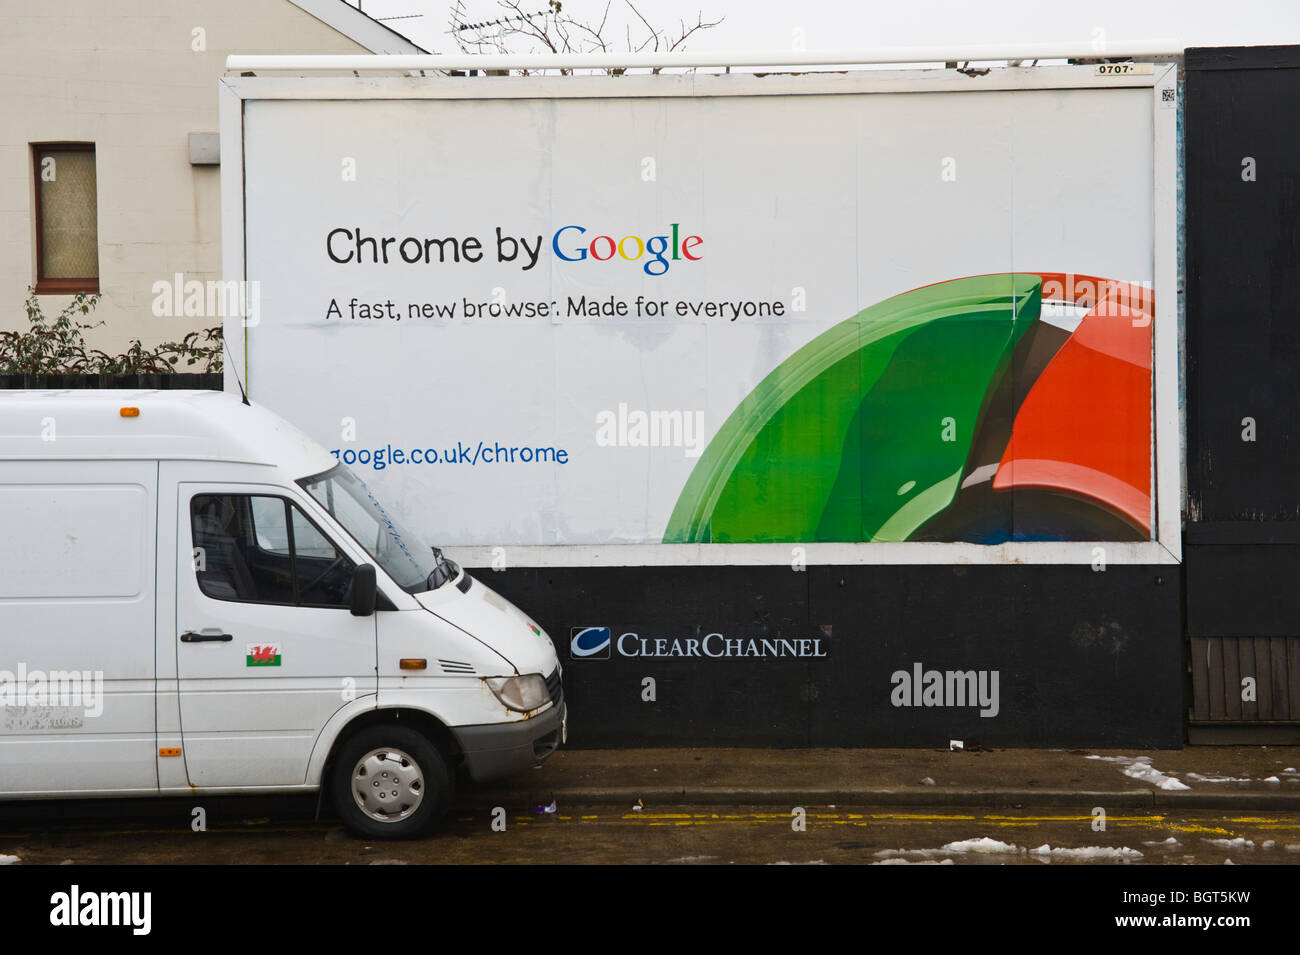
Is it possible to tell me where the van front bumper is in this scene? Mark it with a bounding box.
[452,701,567,783]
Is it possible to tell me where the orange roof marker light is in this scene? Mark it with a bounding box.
[119,407,140,418]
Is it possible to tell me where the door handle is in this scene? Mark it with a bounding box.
[181,631,234,643]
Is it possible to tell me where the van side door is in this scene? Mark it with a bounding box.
[0,461,159,795]
[170,476,377,788]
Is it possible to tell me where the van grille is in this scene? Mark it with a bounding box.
[439,659,476,675]
[545,668,563,706]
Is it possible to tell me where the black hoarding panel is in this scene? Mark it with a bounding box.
[1186,544,1300,637]
[1186,46,1300,71]
[1186,46,1300,523]
[477,564,1182,748]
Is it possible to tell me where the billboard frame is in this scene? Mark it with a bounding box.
[219,62,1181,568]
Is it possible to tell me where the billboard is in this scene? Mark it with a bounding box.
[230,71,1170,555]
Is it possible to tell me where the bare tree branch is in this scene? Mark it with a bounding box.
[669,12,724,53]
[447,0,722,76]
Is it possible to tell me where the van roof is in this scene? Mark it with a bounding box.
[0,389,335,476]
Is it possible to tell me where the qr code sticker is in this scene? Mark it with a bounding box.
[1161,88,1176,105]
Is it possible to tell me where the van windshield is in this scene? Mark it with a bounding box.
[298,464,455,593]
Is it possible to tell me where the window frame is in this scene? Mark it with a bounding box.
[189,492,356,610]
[32,141,100,295]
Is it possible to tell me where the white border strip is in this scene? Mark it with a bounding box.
[445,541,1178,567]
[226,44,1181,73]
[220,65,1164,101]
[221,65,1182,567]
[1152,63,1182,562]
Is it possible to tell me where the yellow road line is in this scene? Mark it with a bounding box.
[986,815,1105,822]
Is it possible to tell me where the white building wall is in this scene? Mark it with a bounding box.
[0,0,390,355]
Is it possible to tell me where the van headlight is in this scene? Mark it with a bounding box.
[484,674,550,712]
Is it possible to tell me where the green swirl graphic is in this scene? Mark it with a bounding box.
[664,274,1042,543]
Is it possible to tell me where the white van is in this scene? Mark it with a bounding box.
[0,390,565,838]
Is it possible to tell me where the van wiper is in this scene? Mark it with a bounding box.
[426,546,458,590]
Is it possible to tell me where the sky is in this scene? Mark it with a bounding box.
[352,0,1300,56]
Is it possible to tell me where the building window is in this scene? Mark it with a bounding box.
[32,143,99,294]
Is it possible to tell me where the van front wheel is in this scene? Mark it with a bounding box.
[330,725,452,839]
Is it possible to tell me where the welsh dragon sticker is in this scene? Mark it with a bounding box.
[246,644,282,667]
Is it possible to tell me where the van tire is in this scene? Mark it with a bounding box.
[329,725,452,839]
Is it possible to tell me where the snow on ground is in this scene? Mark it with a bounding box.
[875,837,1021,859]
[943,837,1022,854]
[1085,754,1190,789]
[1029,844,1145,860]
[1143,837,1180,846]
[874,838,1142,862]
[1263,776,1281,783]
[1205,837,1254,848]
[1185,772,1253,783]
[1121,758,1191,790]
[768,860,828,865]
[875,847,959,859]
[0,855,18,865]
[871,858,955,865]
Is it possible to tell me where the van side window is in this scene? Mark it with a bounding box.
[190,494,355,608]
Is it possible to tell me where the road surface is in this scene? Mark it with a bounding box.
[2,798,1298,865]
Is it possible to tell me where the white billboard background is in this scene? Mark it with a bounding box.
[241,84,1153,547]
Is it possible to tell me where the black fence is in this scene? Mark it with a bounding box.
[1184,45,1300,738]
[1186,45,1300,527]
[0,373,222,390]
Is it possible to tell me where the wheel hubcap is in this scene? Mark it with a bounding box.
[351,747,424,823]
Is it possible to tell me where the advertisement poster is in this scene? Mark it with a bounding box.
[240,84,1155,548]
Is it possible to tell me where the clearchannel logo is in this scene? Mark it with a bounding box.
[570,627,829,660]
[570,626,612,659]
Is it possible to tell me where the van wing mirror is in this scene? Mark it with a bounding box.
[350,563,378,617]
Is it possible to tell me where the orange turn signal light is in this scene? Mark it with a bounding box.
[159,747,181,757]
[399,658,427,670]
[120,407,139,418]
